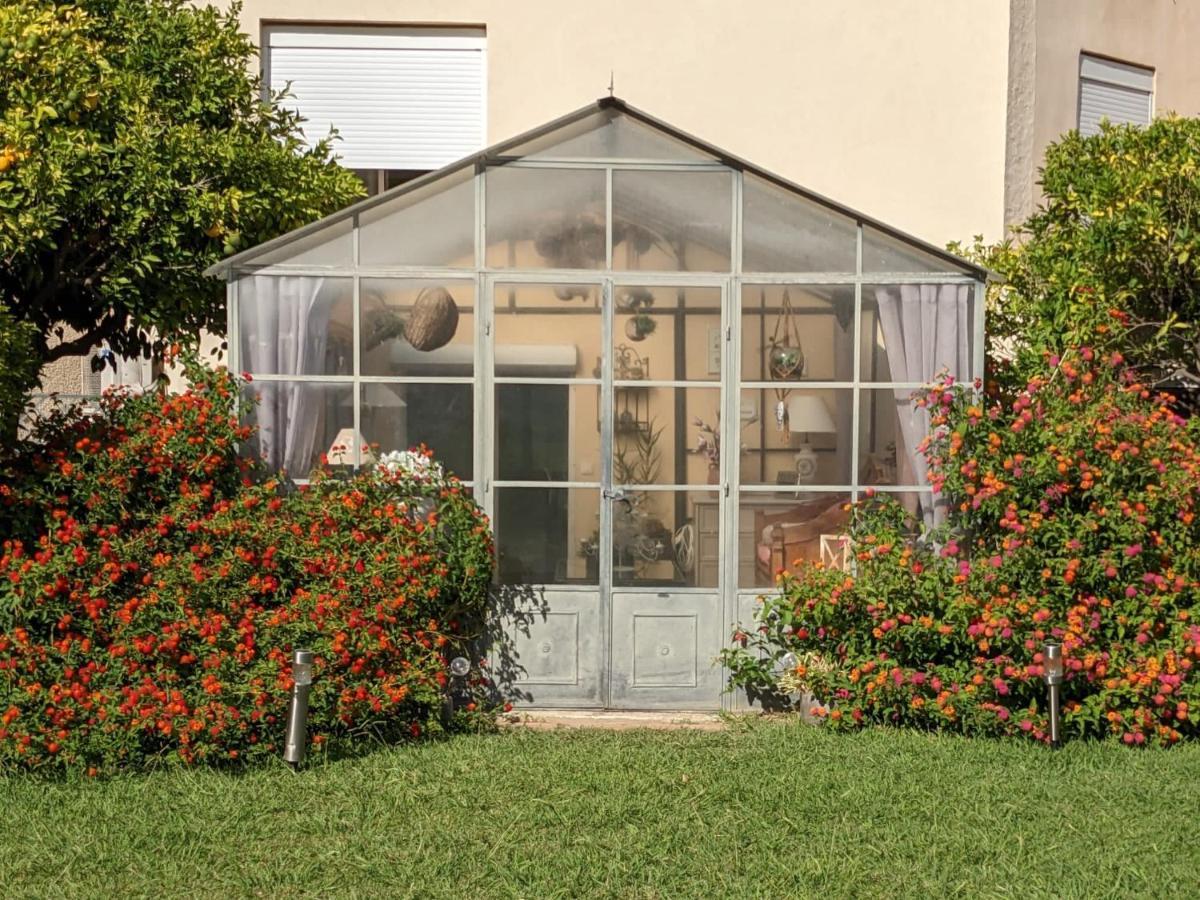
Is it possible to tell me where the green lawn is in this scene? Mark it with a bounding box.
[2,721,1198,899]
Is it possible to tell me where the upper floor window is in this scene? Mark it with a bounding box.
[1078,54,1153,137]
[264,25,487,180]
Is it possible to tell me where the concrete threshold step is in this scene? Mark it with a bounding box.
[504,708,726,732]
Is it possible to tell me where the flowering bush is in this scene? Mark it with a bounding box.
[723,349,1200,746]
[0,359,494,773]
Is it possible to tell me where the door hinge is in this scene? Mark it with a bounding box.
[484,320,492,336]
[723,482,730,497]
[725,326,732,341]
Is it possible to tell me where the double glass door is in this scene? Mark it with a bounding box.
[488,277,727,709]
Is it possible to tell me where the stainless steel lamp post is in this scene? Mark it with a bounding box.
[1042,641,1063,746]
[284,649,314,765]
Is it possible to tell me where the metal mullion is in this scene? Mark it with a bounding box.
[227,278,239,380]
[358,375,475,385]
[236,265,471,279]
[738,272,857,285]
[865,485,936,493]
[497,157,727,171]
[598,278,615,708]
[739,380,855,391]
[607,483,713,492]
[492,480,601,490]
[738,483,855,494]
[352,268,361,467]
[488,271,607,286]
[242,374,354,383]
[973,279,987,386]
[860,382,932,390]
[851,224,863,505]
[605,167,613,270]
[493,377,600,386]
[726,170,743,711]
[607,272,727,288]
[611,379,719,389]
[861,274,978,284]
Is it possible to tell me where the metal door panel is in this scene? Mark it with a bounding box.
[495,589,603,707]
[608,591,722,709]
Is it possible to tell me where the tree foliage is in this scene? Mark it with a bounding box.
[0,0,363,380]
[0,301,39,436]
[965,116,1200,408]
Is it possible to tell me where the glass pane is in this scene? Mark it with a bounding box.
[612,285,721,381]
[860,388,935,488]
[742,174,857,273]
[612,171,731,272]
[860,284,974,382]
[252,217,353,267]
[360,279,475,377]
[861,225,967,274]
[496,487,600,584]
[238,275,353,376]
[610,387,721,486]
[358,170,474,267]
[493,283,601,378]
[738,389,853,487]
[495,384,597,482]
[738,492,851,588]
[613,490,720,588]
[502,109,716,162]
[240,382,353,477]
[360,382,472,480]
[485,167,606,269]
[740,285,854,382]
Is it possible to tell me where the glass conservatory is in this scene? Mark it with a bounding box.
[209,97,987,710]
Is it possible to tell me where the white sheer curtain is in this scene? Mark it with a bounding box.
[242,276,334,473]
[874,284,971,527]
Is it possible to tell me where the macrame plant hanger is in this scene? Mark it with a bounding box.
[767,289,805,431]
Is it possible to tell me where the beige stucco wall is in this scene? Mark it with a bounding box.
[232,0,1011,250]
[1005,0,1200,227]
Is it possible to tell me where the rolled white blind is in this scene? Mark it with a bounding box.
[265,27,487,171]
[1078,55,1153,137]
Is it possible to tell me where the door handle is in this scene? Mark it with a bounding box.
[602,488,627,501]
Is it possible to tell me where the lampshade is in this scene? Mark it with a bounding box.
[326,428,377,466]
[786,394,836,434]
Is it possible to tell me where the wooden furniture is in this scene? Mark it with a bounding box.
[754,495,849,579]
[693,496,824,588]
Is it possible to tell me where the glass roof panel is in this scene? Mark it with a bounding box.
[742,174,857,273]
[612,170,731,271]
[359,169,475,268]
[861,225,967,275]
[485,165,606,269]
[251,217,353,267]
[500,109,717,162]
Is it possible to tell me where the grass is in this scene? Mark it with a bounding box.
[2,720,1199,899]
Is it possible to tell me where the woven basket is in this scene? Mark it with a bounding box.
[406,286,459,351]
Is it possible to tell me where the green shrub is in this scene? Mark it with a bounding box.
[724,350,1200,746]
[962,116,1200,410]
[0,361,494,773]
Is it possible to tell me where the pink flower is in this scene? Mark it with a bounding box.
[1125,586,1138,598]
[1124,544,1142,558]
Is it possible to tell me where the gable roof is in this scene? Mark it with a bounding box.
[206,95,990,279]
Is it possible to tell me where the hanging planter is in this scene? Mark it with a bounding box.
[767,289,806,380]
[405,286,459,351]
[625,313,657,342]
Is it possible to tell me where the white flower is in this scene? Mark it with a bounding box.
[374,450,446,484]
